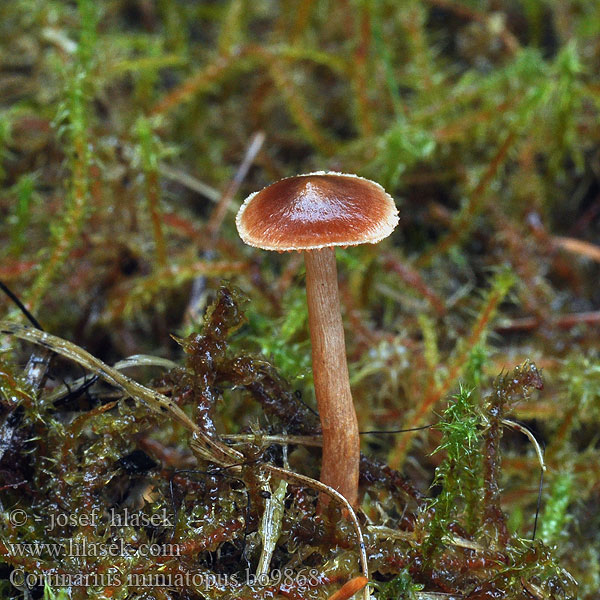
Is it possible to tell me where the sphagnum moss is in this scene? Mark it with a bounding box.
[1,0,599,598]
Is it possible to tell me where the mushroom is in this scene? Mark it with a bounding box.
[236,172,398,506]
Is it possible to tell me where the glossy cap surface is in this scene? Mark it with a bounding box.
[236,172,399,251]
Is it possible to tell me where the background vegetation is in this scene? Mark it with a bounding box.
[1,0,599,598]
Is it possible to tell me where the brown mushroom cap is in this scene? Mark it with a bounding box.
[236,172,399,251]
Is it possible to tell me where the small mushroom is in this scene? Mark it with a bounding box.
[236,172,398,506]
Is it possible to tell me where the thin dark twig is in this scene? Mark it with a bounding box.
[1,280,101,403]
[52,374,99,405]
[0,280,44,330]
[295,389,319,417]
[502,418,546,541]
[359,424,434,435]
[0,279,53,401]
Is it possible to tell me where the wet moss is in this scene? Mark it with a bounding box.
[1,0,599,598]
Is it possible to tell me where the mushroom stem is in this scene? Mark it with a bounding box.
[304,246,359,507]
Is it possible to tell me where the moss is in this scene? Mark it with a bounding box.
[1,0,599,598]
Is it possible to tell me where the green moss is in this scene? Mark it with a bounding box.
[1,0,599,597]
[376,568,424,600]
[540,472,573,546]
[426,385,483,554]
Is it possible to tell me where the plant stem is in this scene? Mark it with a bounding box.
[304,246,359,507]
